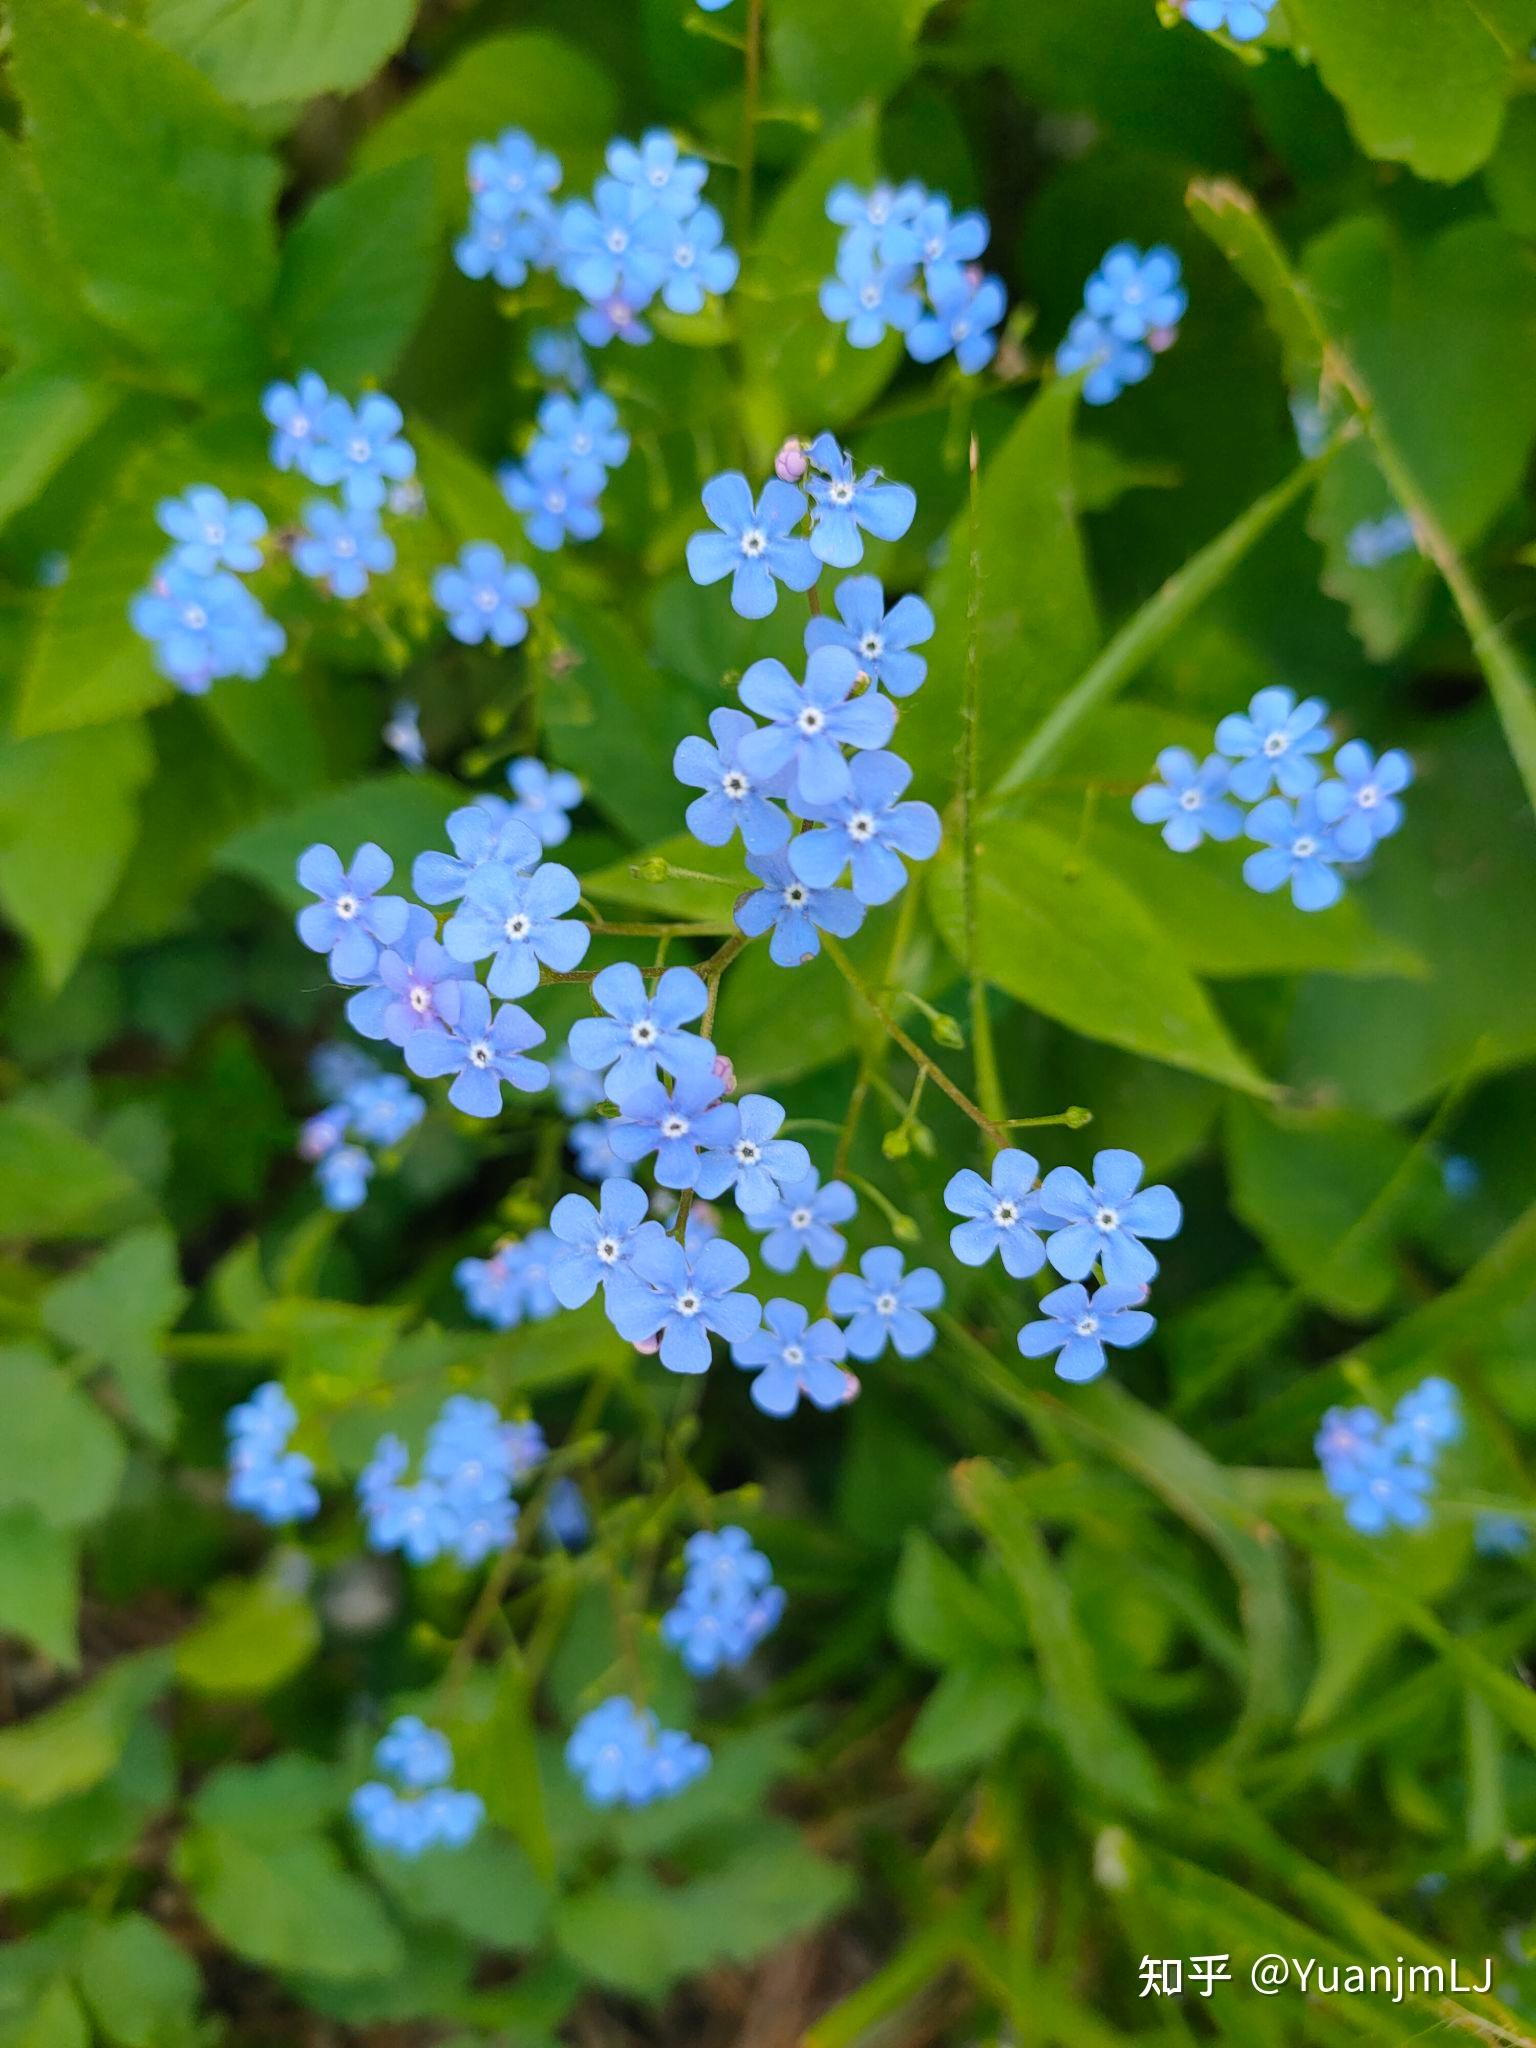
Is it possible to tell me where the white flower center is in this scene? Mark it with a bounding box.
[661,1113,689,1140]
[648,165,669,187]
[1357,785,1379,809]
[675,244,695,268]
[859,283,881,310]
[335,894,359,919]
[782,884,808,909]
[723,770,750,799]
[874,1291,899,1316]
[734,1139,761,1165]
[335,535,357,559]
[790,1207,813,1230]
[185,604,207,630]
[597,1237,620,1263]
[504,913,531,940]
[571,432,592,455]
[1075,1315,1100,1337]
[797,705,826,735]
[476,586,499,611]
[1293,836,1317,860]
[630,1019,658,1046]
[741,528,767,558]
[953,319,971,339]
[924,235,944,262]
[409,985,432,1012]
[206,521,226,544]
[848,811,876,842]
[828,480,854,507]
[470,1043,492,1068]
[675,1290,702,1316]
[1094,1205,1119,1232]
[993,1201,1018,1227]
[546,488,567,515]
[783,1344,805,1368]
[1178,788,1202,810]
[347,436,372,464]
[1262,731,1289,758]
[859,632,884,660]
[606,227,629,254]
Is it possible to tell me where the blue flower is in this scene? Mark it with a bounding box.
[529,326,589,388]
[568,962,713,1097]
[353,1720,483,1856]
[376,1716,453,1790]
[549,1178,665,1308]
[606,129,708,217]
[226,1381,319,1523]
[557,178,667,306]
[1320,1428,1434,1536]
[674,706,794,854]
[1392,1377,1462,1465]
[550,1049,606,1117]
[1037,1149,1182,1289]
[360,1396,528,1568]
[1055,313,1152,406]
[412,803,542,905]
[342,1072,425,1146]
[1345,511,1415,568]
[818,230,922,350]
[661,1526,785,1675]
[311,1042,376,1100]
[686,473,819,620]
[609,1070,732,1189]
[534,391,629,480]
[826,181,927,233]
[738,645,895,806]
[734,846,866,965]
[1017,1281,1154,1384]
[732,1297,852,1416]
[694,1093,812,1214]
[1131,748,1244,852]
[295,842,409,982]
[308,392,416,511]
[347,936,474,1045]
[880,196,990,271]
[1084,243,1188,342]
[944,1149,1049,1277]
[467,128,562,219]
[1475,1513,1530,1558]
[544,1477,592,1549]
[574,291,652,349]
[651,201,739,314]
[455,206,548,288]
[804,575,934,699]
[1184,0,1276,42]
[565,1697,709,1809]
[455,1238,561,1330]
[156,485,266,575]
[788,749,942,907]
[605,1233,761,1374]
[1216,686,1334,801]
[507,758,583,846]
[805,433,916,567]
[442,859,588,998]
[907,265,1006,375]
[317,1144,373,1212]
[401,982,547,1117]
[294,500,395,600]
[130,563,284,693]
[432,543,539,646]
[383,699,427,770]
[501,442,604,553]
[1319,740,1412,859]
[570,1119,631,1183]
[1242,794,1346,912]
[828,1246,943,1361]
[262,370,332,475]
[749,1171,857,1273]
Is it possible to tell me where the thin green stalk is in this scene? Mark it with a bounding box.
[958,430,1004,1134]
[735,0,763,249]
[823,936,1005,1146]
[989,447,1336,802]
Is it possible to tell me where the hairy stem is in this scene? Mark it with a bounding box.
[823,936,1006,1146]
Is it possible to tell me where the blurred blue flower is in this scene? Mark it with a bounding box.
[1319,741,1412,859]
[1392,1376,1462,1465]
[156,485,266,575]
[1131,748,1244,852]
[506,758,583,846]
[606,129,707,217]
[1242,794,1346,912]
[432,543,539,646]
[413,803,541,905]
[262,370,332,476]
[818,230,922,350]
[1345,511,1415,568]
[825,180,927,233]
[1475,1513,1531,1558]
[375,1716,452,1790]
[294,500,395,600]
[570,1119,631,1183]
[1216,686,1334,801]
[881,196,990,272]
[906,265,1006,374]
[307,391,416,511]
[342,1071,425,1147]
[317,1143,373,1212]
[502,441,605,551]
[651,201,739,314]
[226,1381,319,1523]
[1055,312,1152,406]
[1084,243,1187,341]
[1184,0,1276,42]
[534,390,629,479]
[661,1526,785,1674]
[383,699,427,770]
[565,1697,709,1808]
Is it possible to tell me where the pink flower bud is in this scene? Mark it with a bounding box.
[774,438,809,484]
[1146,324,1179,355]
[840,1369,862,1405]
[634,1335,661,1356]
[712,1053,737,1094]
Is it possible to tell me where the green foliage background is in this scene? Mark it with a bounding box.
[1,0,1536,2041]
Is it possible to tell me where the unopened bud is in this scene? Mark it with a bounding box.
[840,1369,862,1405]
[634,1335,660,1356]
[930,1013,965,1050]
[711,1053,736,1094]
[882,1127,912,1161]
[891,1213,922,1245]
[1063,1105,1093,1129]
[631,855,670,883]
[774,437,809,483]
[1146,324,1179,355]
[910,1122,936,1159]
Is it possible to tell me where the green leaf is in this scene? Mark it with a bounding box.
[899,381,1099,807]
[1185,178,1327,384]
[0,1652,168,1809]
[192,1754,341,1840]
[890,1530,1027,1667]
[144,0,414,106]
[179,1825,404,1981]
[273,158,438,384]
[0,1345,126,1534]
[9,0,279,390]
[75,1915,201,2048]
[1285,0,1529,183]
[366,1829,550,1953]
[0,1977,89,2048]
[546,608,706,845]
[215,773,461,910]
[0,371,116,532]
[356,30,618,224]
[768,0,938,111]
[903,1661,1039,1778]
[0,1720,173,1897]
[0,723,156,989]
[0,134,109,365]
[174,1574,320,1696]
[927,817,1270,1093]
[0,1103,141,1240]
[41,1226,188,1443]
[0,1510,78,1665]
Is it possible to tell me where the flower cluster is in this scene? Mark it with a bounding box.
[358,1396,545,1567]
[225,1382,319,1524]
[300,1050,426,1213]
[1131,688,1413,912]
[1056,243,1187,406]
[820,180,1006,374]
[1346,512,1416,568]
[351,1718,484,1857]
[661,1527,785,1675]
[944,1148,1180,1383]
[566,1696,711,1809]
[1179,0,1276,43]
[129,484,284,693]
[501,390,630,553]
[455,126,737,348]
[456,1233,562,1329]
[1315,1378,1462,1536]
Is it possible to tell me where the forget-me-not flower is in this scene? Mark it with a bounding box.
[412,804,541,905]
[734,847,866,966]
[737,645,896,806]
[1037,1148,1182,1288]
[502,442,604,551]
[402,982,547,1117]
[649,202,739,314]
[674,706,794,854]
[789,749,942,907]
[733,1299,853,1417]
[686,473,820,620]
[748,1170,857,1272]
[1084,244,1187,341]
[1183,0,1276,42]
[906,265,1006,375]
[549,1177,664,1308]
[605,1233,761,1374]
[1242,794,1346,912]
[1216,686,1334,801]
[694,1094,812,1214]
[1131,748,1244,852]
[568,962,714,1096]
[571,1120,630,1182]
[606,130,707,217]
[1018,1281,1154,1383]
[818,232,923,350]
[1056,313,1152,406]
[1392,1377,1462,1464]
[157,486,266,575]
[443,859,589,998]
[944,1149,1049,1277]
[432,543,540,646]
[534,391,629,481]
[805,432,917,567]
[308,392,416,511]
[825,181,927,233]
[506,758,583,847]
[1319,741,1412,859]
[608,1069,733,1189]
[296,842,410,982]
[804,575,934,699]
[828,1246,943,1361]
[295,501,395,600]
[345,935,474,1045]
[565,1697,709,1808]
[881,196,989,271]
[262,371,331,476]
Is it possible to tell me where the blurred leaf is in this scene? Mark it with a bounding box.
[0,134,111,365]
[144,0,414,107]
[75,1914,201,2048]
[366,1829,550,1952]
[175,1574,320,1695]
[0,1346,126,1535]
[179,1824,404,1980]
[41,1226,188,1443]
[0,1720,173,1897]
[890,1529,1027,1667]
[0,1103,142,1240]
[0,1651,168,1808]
[928,818,1270,1093]
[903,1660,1038,1778]
[215,772,460,910]
[0,372,116,532]
[192,1754,341,1839]
[769,0,938,111]
[0,1510,78,1665]
[274,159,439,384]
[9,0,279,390]
[1185,179,1327,385]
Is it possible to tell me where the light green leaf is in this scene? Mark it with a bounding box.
[890,1530,1027,1668]
[175,1575,320,1696]
[75,1915,201,2048]
[179,1825,404,1981]
[927,818,1270,1093]
[0,371,116,532]
[903,1660,1039,1779]
[41,1226,188,1443]
[0,1103,141,1241]
[144,0,414,107]
[0,134,110,365]
[0,1651,168,1809]
[192,1754,341,1841]
[768,0,938,111]
[0,722,155,989]
[545,607,705,845]
[0,1511,78,1665]
[367,1829,550,1953]
[0,1346,127,1535]
[9,0,279,389]
[0,1720,173,1897]
[274,158,438,384]
[215,773,461,911]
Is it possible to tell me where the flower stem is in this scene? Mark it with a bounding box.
[823,935,1006,1146]
[736,0,764,249]
[957,430,1005,1134]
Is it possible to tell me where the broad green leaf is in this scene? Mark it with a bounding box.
[0,1720,173,1897]
[1185,178,1326,383]
[179,1825,404,1980]
[890,1529,1027,1668]
[0,1103,142,1240]
[144,0,414,107]
[0,134,111,367]
[903,1660,1039,1778]
[75,1915,201,2048]
[192,1754,341,1841]
[9,0,279,390]
[0,372,116,532]
[0,1510,78,1665]
[1285,0,1530,183]
[0,1978,89,2048]
[546,607,706,845]
[0,1346,126,1534]
[898,379,1099,807]
[274,158,438,384]
[41,1226,188,1442]
[927,818,1270,1093]
[366,1830,550,1953]
[356,31,618,223]
[174,1575,320,1696]
[215,773,461,911]
[0,723,155,989]
[0,1651,168,1808]
[768,0,938,112]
